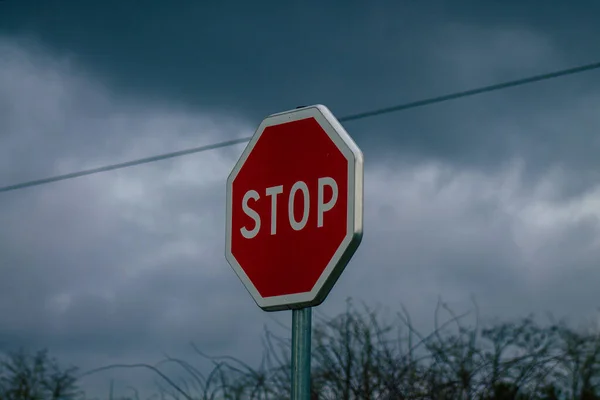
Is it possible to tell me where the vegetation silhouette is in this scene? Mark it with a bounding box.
[5,299,600,399]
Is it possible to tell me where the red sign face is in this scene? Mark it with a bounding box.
[225,105,363,311]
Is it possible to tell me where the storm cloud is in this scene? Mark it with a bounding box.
[2,1,600,396]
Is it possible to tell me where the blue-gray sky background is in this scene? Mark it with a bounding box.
[2,1,600,396]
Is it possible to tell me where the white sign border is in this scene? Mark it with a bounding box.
[225,104,364,311]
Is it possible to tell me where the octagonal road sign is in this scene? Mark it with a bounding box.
[225,104,363,311]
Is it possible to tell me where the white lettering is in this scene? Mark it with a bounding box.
[317,177,338,227]
[240,190,260,239]
[240,178,341,237]
[265,185,284,235]
[288,181,310,231]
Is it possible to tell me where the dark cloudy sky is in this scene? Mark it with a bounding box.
[2,0,600,397]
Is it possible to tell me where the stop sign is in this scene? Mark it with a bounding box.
[225,105,363,311]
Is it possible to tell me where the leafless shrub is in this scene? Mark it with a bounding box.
[86,299,600,400]
[0,348,80,400]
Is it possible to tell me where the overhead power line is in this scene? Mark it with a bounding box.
[2,61,600,194]
[339,61,600,122]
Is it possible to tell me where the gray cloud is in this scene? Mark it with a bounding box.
[2,5,600,397]
[3,1,599,178]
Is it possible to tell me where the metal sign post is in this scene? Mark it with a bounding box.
[291,307,312,400]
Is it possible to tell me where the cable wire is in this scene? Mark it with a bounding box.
[2,61,600,194]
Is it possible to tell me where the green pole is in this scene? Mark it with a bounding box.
[291,307,312,400]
